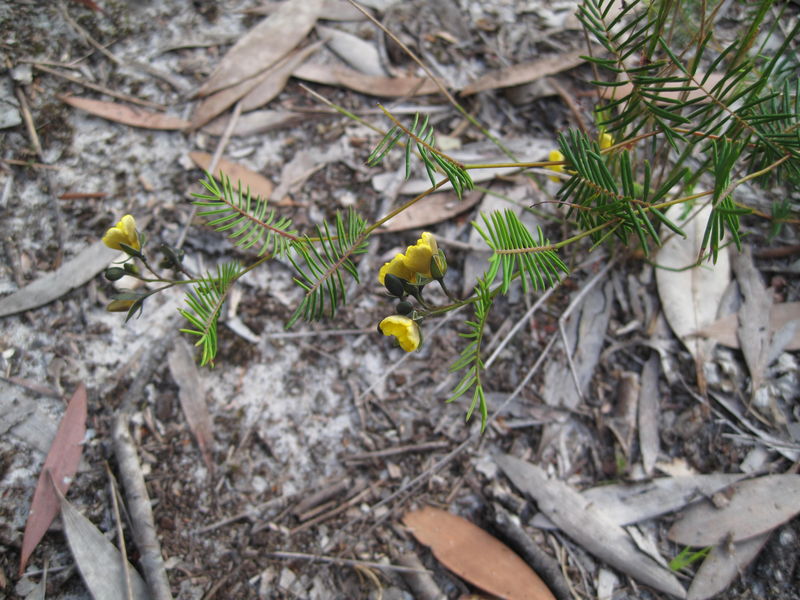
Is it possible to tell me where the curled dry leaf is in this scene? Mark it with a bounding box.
[19,384,87,575]
[61,96,190,130]
[668,474,800,547]
[196,0,324,97]
[403,506,556,600]
[188,152,274,201]
[655,204,730,393]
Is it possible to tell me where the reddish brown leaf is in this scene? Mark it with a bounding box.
[61,96,190,130]
[19,383,88,575]
[188,152,274,200]
[403,506,556,600]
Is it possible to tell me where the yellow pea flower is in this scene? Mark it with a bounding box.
[379,315,421,352]
[102,215,140,251]
[402,232,438,278]
[379,254,415,285]
[599,132,614,150]
[547,149,565,182]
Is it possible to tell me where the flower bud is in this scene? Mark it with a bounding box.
[104,267,126,281]
[123,262,140,275]
[396,301,413,315]
[384,273,406,298]
[158,243,185,271]
[106,299,136,312]
[430,249,447,280]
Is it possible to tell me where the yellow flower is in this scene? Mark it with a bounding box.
[402,232,438,278]
[379,254,415,285]
[379,315,421,352]
[599,132,614,150]
[377,232,439,284]
[102,214,140,251]
[547,149,565,182]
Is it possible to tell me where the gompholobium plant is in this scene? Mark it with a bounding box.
[101,0,799,431]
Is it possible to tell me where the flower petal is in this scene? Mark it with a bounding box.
[379,254,415,284]
[403,232,437,277]
[379,315,421,352]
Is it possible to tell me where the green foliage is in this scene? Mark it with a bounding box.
[192,171,298,258]
[669,545,711,571]
[367,111,474,200]
[448,276,493,432]
[286,209,369,328]
[474,209,569,293]
[179,261,243,366]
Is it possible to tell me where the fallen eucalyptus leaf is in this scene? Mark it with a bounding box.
[61,95,190,130]
[188,152,274,200]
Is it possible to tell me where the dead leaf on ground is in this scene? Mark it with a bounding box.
[57,486,149,600]
[378,190,482,232]
[247,0,368,21]
[732,247,773,396]
[530,473,746,530]
[188,152,274,200]
[203,109,305,137]
[19,384,87,575]
[0,241,117,318]
[316,24,386,76]
[168,338,214,471]
[293,61,440,97]
[655,204,730,393]
[638,354,660,475]
[196,0,324,97]
[61,96,190,130]
[687,532,769,600]
[599,73,726,103]
[497,454,687,598]
[668,474,800,547]
[403,506,556,600]
[698,302,800,351]
[461,49,586,95]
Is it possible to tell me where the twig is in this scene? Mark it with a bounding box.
[33,64,166,109]
[395,552,445,600]
[290,485,373,536]
[15,86,43,160]
[176,100,242,249]
[344,440,451,461]
[268,551,430,574]
[0,158,61,170]
[292,476,351,516]
[190,496,285,535]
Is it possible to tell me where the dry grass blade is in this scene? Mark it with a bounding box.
[19,383,87,575]
[196,0,324,97]
[403,506,557,600]
[61,96,190,130]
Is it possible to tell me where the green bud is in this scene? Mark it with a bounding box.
[123,262,140,275]
[384,273,406,298]
[104,267,126,281]
[430,249,447,280]
[106,299,135,312]
[396,301,413,315]
[158,243,185,271]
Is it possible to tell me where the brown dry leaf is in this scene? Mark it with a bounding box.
[599,72,725,102]
[188,152,274,200]
[197,0,324,97]
[461,49,586,96]
[61,96,189,130]
[19,384,87,575]
[403,506,556,600]
[655,204,730,393]
[497,454,686,598]
[668,474,800,546]
[687,533,769,600]
[241,41,324,112]
[168,339,214,471]
[203,109,305,137]
[698,302,800,351]
[379,190,482,232]
[293,61,440,97]
[0,241,116,318]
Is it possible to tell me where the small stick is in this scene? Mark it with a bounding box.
[395,552,445,600]
[344,440,450,461]
[268,551,430,575]
[290,485,372,536]
[292,476,351,516]
[15,86,43,160]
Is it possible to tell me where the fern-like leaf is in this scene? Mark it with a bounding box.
[474,209,569,294]
[192,171,298,257]
[286,209,369,328]
[448,276,493,432]
[179,261,243,366]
